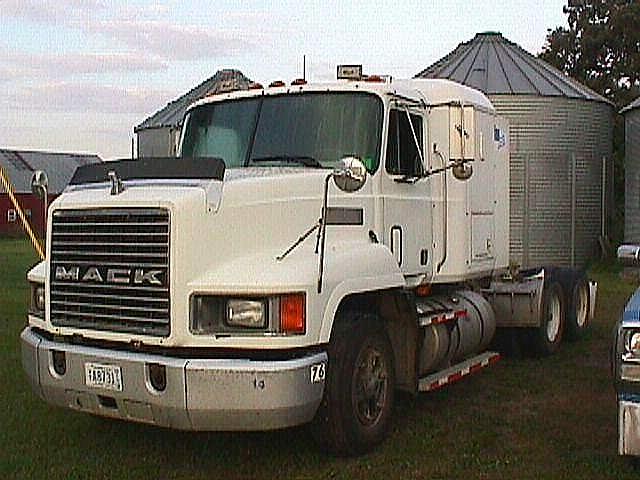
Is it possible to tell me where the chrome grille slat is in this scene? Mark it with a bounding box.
[51,291,168,303]
[51,281,168,292]
[51,250,168,258]
[52,241,167,248]
[53,222,169,228]
[53,231,167,237]
[52,260,166,268]
[52,310,166,323]
[51,300,167,323]
[50,208,170,336]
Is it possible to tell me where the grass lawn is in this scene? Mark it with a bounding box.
[1,237,639,479]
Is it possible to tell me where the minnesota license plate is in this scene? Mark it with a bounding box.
[85,362,123,392]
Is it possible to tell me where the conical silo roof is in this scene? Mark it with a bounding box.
[134,69,253,132]
[416,32,611,104]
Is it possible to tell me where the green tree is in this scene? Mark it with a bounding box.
[540,0,640,108]
[540,0,640,244]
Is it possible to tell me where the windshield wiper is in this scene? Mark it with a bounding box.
[251,155,324,168]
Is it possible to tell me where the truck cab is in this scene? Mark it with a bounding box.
[21,73,592,455]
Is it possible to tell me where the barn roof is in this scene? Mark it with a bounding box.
[134,69,253,132]
[0,149,102,194]
[415,32,611,104]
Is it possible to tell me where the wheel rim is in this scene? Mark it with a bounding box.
[546,292,561,342]
[353,344,389,427]
[575,284,589,327]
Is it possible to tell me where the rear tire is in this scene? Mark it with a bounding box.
[565,275,591,341]
[312,313,395,456]
[528,281,565,356]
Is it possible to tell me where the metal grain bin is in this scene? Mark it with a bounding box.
[135,69,253,158]
[416,32,614,268]
[622,98,640,244]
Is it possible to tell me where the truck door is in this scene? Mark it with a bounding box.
[381,106,432,277]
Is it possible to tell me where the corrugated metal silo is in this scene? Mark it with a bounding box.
[622,98,640,243]
[416,32,614,268]
[135,69,253,158]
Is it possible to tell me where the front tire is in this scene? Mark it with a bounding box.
[312,313,395,456]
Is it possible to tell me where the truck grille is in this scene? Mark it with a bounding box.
[49,208,171,337]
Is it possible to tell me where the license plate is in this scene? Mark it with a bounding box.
[85,362,123,392]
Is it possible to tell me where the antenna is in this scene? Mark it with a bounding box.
[303,55,306,81]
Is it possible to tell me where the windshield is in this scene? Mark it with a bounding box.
[180,92,383,172]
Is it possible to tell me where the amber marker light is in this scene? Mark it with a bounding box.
[416,284,432,297]
[280,294,305,334]
[364,75,385,82]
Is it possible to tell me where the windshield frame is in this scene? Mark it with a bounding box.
[179,90,385,174]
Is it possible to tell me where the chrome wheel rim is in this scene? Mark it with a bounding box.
[576,284,589,327]
[546,292,561,342]
[353,344,389,426]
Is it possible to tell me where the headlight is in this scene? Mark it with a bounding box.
[625,330,640,357]
[190,294,305,335]
[190,296,225,334]
[29,282,45,317]
[226,299,266,328]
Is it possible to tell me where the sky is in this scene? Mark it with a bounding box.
[0,0,569,160]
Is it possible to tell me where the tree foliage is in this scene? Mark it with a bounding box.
[540,1,640,243]
[540,0,640,108]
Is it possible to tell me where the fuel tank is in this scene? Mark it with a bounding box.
[418,290,496,375]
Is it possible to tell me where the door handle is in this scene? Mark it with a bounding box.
[390,226,402,266]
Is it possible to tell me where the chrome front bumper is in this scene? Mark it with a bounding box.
[21,328,326,431]
[619,398,640,456]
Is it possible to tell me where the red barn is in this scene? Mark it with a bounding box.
[0,149,102,237]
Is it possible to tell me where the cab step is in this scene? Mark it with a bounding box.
[418,351,501,392]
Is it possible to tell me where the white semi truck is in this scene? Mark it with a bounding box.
[21,69,596,455]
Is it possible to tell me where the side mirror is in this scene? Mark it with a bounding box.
[31,170,49,236]
[332,157,367,193]
[31,170,48,197]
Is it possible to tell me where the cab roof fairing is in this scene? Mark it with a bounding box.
[182,78,496,116]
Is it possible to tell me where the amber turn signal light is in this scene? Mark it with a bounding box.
[280,294,305,334]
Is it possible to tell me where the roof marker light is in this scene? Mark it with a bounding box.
[268,80,286,88]
[364,75,385,83]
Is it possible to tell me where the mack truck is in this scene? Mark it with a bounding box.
[21,69,597,455]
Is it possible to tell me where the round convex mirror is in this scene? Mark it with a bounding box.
[333,156,367,193]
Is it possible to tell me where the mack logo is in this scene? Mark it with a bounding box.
[54,266,164,285]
